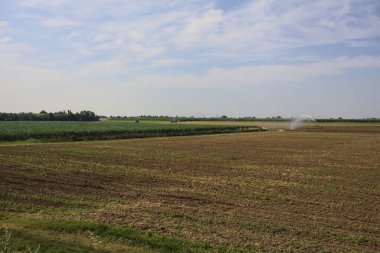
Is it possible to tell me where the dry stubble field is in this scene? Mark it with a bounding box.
[0,124,379,252]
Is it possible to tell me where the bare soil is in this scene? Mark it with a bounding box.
[1,126,379,252]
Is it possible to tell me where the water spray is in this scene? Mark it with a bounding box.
[289,114,320,130]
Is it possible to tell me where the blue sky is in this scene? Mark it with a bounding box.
[1,0,379,118]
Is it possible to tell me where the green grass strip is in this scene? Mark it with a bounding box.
[1,215,249,253]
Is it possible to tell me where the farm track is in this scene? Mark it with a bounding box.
[0,125,380,252]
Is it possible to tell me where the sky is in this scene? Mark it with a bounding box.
[0,0,380,118]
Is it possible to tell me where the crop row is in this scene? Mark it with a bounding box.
[0,121,259,141]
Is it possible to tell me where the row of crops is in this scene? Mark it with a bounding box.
[0,121,260,141]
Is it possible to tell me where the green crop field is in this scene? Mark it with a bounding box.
[0,121,259,142]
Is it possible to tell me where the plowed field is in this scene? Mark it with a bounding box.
[1,125,379,252]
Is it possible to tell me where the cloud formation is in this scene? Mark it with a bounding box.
[0,0,379,117]
[6,0,379,61]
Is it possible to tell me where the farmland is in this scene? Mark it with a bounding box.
[0,121,259,142]
[0,123,379,252]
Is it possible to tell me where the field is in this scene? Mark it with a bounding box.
[0,121,259,142]
[179,120,380,131]
[0,123,379,252]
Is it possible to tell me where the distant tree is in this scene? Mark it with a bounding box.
[0,110,100,121]
[67,110,75,120]
[48,113,55,120]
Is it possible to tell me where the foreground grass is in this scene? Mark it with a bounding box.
[0,121,258,142]
[1,215,239,253]
[1,127,379,252]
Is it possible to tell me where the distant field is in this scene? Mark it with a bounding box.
[0,124,379,252]
[179,120,290,129]
[180,120,380,131]
[0,121,259,142]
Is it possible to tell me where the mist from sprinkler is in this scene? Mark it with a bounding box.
[289,114,320,130]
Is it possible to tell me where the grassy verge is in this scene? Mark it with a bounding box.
[0,215,246,253]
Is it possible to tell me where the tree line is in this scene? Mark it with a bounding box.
[0,110,99,121]
[109,115,380,123]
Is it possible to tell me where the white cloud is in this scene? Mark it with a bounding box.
[69,42,93,56]
[174,9,224,48]
[0,37,12,43]
[129,56,380,89]
[0,35,31,60]
[0,55,72,89]
[11,0,380,62]
[128,43,165,58]
[20,0,72,6]
[41,17,79,28]
[151,58,191,67]
[195,0,380,56]
[74,58,132,80]
[0,21,9,27]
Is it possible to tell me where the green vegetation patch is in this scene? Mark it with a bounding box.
[0,215,246,253]
[0,121,259,142]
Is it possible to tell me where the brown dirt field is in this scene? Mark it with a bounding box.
[179,120,290,129]
[1,127,380,252]
[180,120,380,132]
